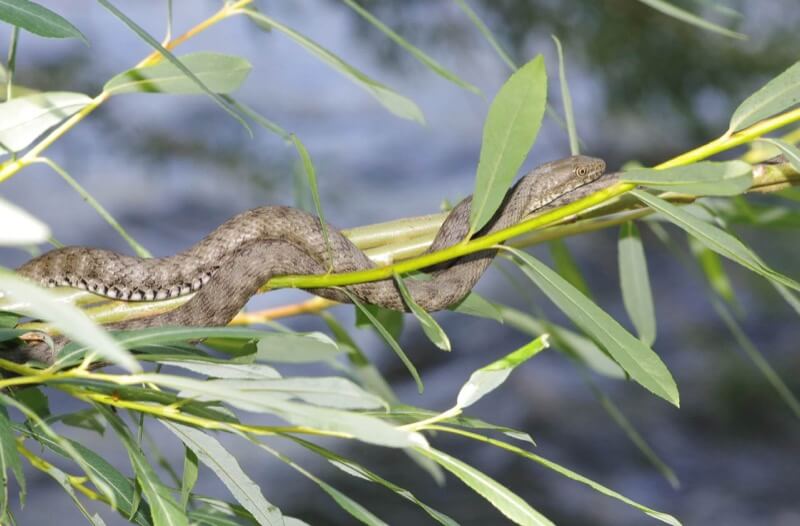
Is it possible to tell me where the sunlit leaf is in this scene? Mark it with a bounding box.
[164,423,284,526]
[0,197,49,245]
[728,59,800,133]
[469,55,547,234]
[0,91,91,154]
[618,222,657,345]
[180,447,197,511]
[162,360,281,380]
[632,190,800,292]
[759,138,800,171]
[551,35,579,154]
[449,291,503,322]
[456,336,549,409]
[504,247,679,406]
[0,0,86,42]
[621,161,753,196]
[104,52,251,95]
[415,447,554,526]
[0,271,140,372]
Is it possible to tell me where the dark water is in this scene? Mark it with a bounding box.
[1,1,799,524]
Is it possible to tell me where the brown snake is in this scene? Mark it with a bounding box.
[14,155,610,363]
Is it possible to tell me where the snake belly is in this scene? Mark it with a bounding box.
[16,155,607,331]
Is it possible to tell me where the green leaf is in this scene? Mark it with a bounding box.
[14,423,153,526]
[469,55,547,234]
[355,303,404,341]
[97,0,251,134]
[0,271,140,372]
[180,447,198,511]
[0,406,24,515]
[618,222,657,345]
[393,273,451,351]
[104,52,251,95]
[242,9,424,123]
[449,291,503,322]
[497,305,625,379]
[291,437,458,526]
[98,406,188,526]
[452,0,516,71]
[759,138,800,171]
[621,161,753,196]
[290,134,333,268]
[0,197,49,245]
[163,423,284,526]
[415,447,554,526]
[551,35,579,155]
[457,336,549,409]
[728,59,800,133]
[342,0,479,95]
[344,289,423,393]
[12,387,49,419]
[505,247,679,406]
[687,237,737,306]
[0,0,86,42]
[635,0,745,40]
[549,239,592,298]
[0,91,91,154]
[256,331,344,363]
[182,377,386,411]
[162,360,281,380]
[632,190,800,292]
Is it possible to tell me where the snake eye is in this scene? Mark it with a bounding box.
[576,166,588,177]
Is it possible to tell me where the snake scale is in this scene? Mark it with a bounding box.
[15,156,609,362]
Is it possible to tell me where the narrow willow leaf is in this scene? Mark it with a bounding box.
[551,35,579,154]
[469,55,547,234]
[290,134,333,269]
[549,239,592,298]
[186,377,386,410]
[636,0,745,39]
[242,9,423,123]
[14,423,153,526]
[759,138,800,171]
[728,60,800,133]
[431,428,682,526]
[59,409,105,434]
[452,0,516,71]
[416,447,554,526]
[97,0,251,134]
[505,247,679,406]
[355,303,404,341]
[343,0,479,95]
[687,237,736,305]
[180,447,198,511]
[291,437,458,526]
[0,197,49,245]
[104,52,251,95]
[457,336,549,409]
[0,91,91,153]
[162,361,281,380]
[713,299,800,419]
[343,289,423,393]
[28,458,99,523]
[0,271,140,372]
[394,273,451,351]
[164,423,283,526]
[256,331,344,363]
[0,406,24,514]
[618,222,657,346]
[0,0,86,42]
[99,407,188,526]
[632,190,800,292]
[496,305,625,379]
[588,382,679,488]
[449,291,503,322]
[621,161,753,196]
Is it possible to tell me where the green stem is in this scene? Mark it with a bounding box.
[5,26,19,102]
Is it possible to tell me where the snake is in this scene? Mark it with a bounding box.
[13,155,610,363]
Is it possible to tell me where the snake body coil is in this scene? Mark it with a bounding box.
[17,156,607,332]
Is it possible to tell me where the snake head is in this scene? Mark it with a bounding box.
[565,155,606,185]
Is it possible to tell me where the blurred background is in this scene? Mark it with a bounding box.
[1,1,799,524]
